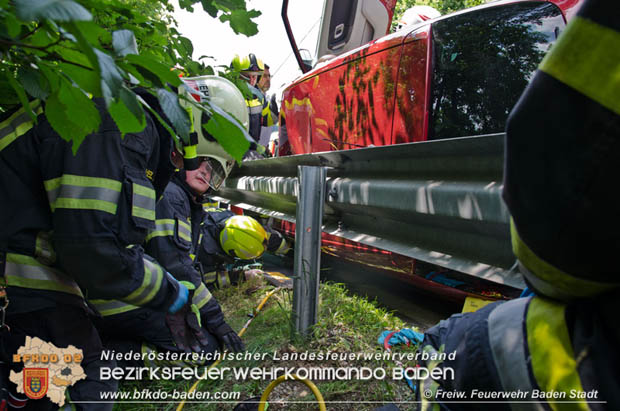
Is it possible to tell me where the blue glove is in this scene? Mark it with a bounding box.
[168,278,189,314]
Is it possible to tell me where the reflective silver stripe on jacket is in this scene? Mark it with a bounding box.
[121,258,163,306]
[487,297,544,411]
[192,282,212,309]
[44,175,122,215]
[4,253,84,298]
[132,183,156,220]
[89,299,139,317]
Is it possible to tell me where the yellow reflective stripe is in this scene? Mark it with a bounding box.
[44,174,122,191]
[89,299,139,316]
[218,271,230,288]
[203,271,217,284]
[511,220,613,297]
[192,282,212,309]
[5,253,83,297]
[177,218,192,242]
[122,258,163,306]
[44,174,122,214]
[145,229,174,242]
[526,297,588,411]
[132,183,156,220]
[0,102,42,152]
[53,198,117,214]
[540,17,620,115]
[145,219,176,242]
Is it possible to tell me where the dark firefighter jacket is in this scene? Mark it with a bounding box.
[89,174,226,331]
[246,85,274,143]
[142,174,226,331]
[0,93,179,315]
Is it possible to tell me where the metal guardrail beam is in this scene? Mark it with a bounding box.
[216,133,525,290]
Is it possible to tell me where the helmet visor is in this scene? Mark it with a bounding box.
[203,158,228,191]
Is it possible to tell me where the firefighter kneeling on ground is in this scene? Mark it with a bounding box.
[198,210,290,291]
[93,76,250,369]
[416,0,619,409]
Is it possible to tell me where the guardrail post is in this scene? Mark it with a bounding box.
[292,165,327,337]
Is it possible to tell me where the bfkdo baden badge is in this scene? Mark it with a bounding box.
[23,368,49,400]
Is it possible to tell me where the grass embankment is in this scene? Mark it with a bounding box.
[118,277,422,410]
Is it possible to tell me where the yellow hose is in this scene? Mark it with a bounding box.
[176,287,282,411]
[258,374,326,411]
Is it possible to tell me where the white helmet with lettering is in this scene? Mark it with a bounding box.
[179,75,249,189]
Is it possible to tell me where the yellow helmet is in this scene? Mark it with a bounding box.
[231,53,265,75]
[178,75,249,181]
[219,215,268,259]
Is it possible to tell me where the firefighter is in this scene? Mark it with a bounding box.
[199,211,290,290]
[0,88,208,408]
[257,64,279,154]
[230,54,273,150]
[93,76,248,365]
[416,0,619,408]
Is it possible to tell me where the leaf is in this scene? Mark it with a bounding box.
[45,81,100,153]
[126,54,182,88]
[15,0,92,22]
[219,9,260,36]
[177,36,194,58]
[4,70,36,122]
[204,102,251,162]
[5,16,23,38]
[72,21,110,48]
[58,62,99,96]
[109,87,146,135]
[0,78,20,106]
[94,48,123,106]
[17,67,50,100]
[179,0,196,12]
[156,88,190,143]
[112,30,138,57]
[64,22,100,79]
[200,0,219,17]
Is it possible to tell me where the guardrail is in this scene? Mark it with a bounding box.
[215,133,525,290]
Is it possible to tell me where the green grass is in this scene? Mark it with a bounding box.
[116,278,421,410]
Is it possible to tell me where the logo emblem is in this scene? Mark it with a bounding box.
[24,368,48,400]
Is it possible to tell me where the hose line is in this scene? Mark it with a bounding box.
[176,287,282,411]
[258,374,326,411]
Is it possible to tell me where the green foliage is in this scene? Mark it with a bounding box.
[392,0,488,30]
[0,0,260,160]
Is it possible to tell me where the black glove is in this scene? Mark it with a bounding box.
[212,323,245,352]
[165,280,210,353]
[166,302,210,353]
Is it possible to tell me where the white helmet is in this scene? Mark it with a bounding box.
[178,75,249,189]
[396,6,440,30]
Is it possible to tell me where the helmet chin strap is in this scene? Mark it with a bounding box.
[182,132,201,170]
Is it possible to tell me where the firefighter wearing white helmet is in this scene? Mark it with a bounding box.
[178,75,250,180]
[94,75,249,361]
